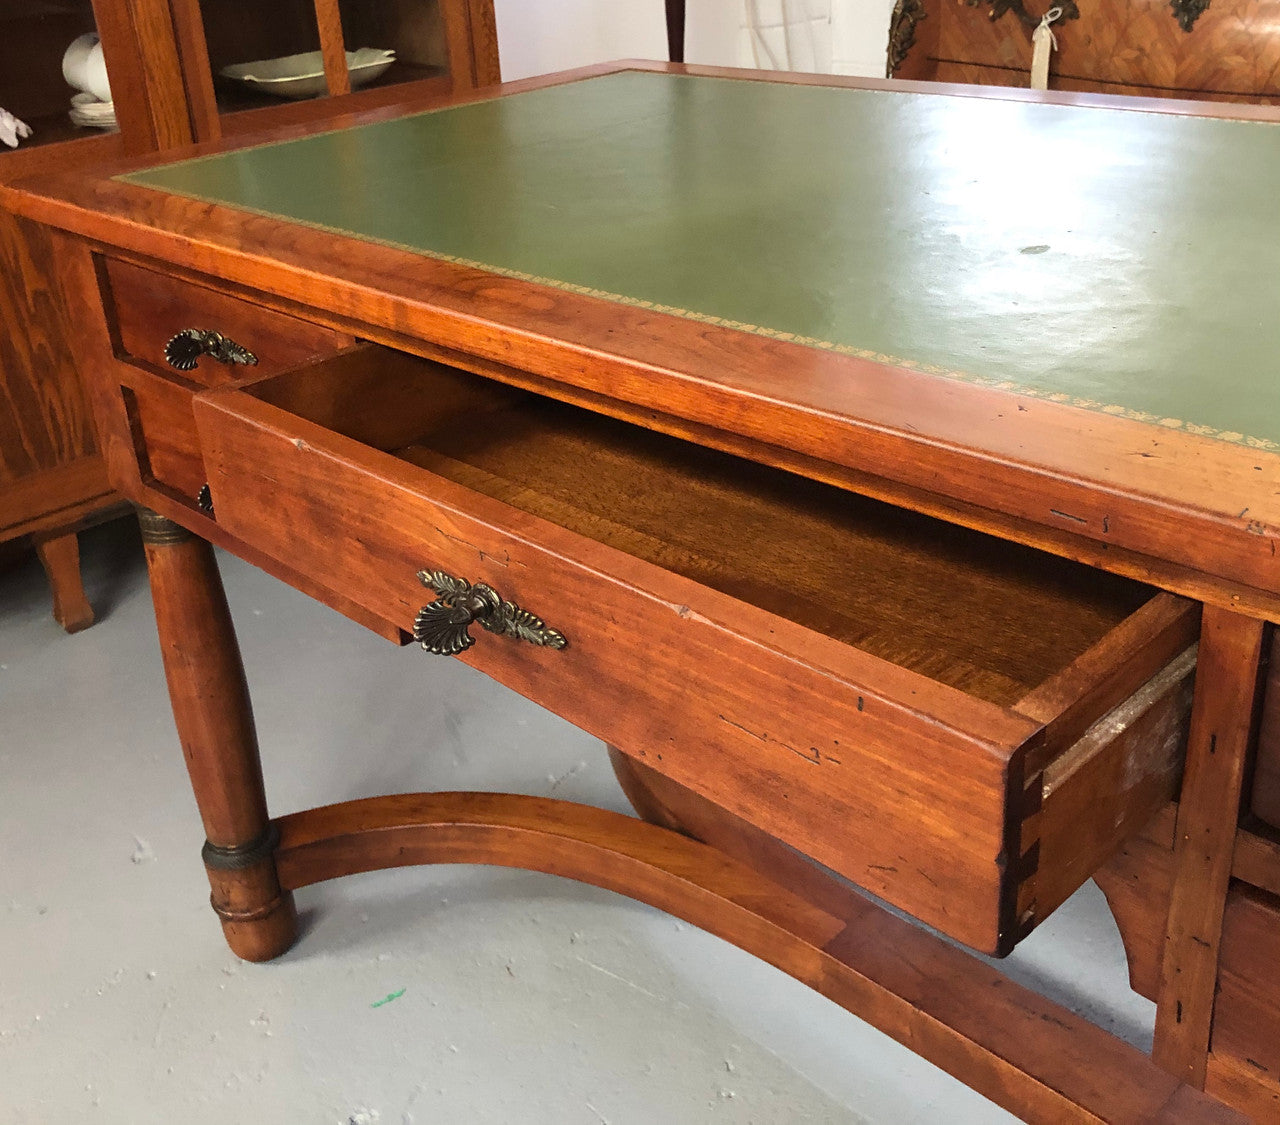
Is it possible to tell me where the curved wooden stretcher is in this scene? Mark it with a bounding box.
[271,784,1231,1123]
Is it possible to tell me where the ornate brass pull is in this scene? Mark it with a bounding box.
[414,570,567,656]
[164,329,258,372]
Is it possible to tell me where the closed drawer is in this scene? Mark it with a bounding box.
[97,256,353,507]
[193,345,1199,955]
[100,257,353,387]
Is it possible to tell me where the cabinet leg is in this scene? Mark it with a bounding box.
[138,507,296,962]
[33,531,94,633]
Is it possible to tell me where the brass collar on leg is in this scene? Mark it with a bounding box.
[202,824,281,872]
[135,506,195,546]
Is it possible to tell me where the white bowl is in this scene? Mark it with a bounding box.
[219,48,396,100]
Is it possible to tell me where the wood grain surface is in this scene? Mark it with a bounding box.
[901,0,1280,103]
[0,211,101,524]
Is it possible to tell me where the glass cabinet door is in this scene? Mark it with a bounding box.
[337,0,453,91]
[187,0,493,134]
[198,0,325,113]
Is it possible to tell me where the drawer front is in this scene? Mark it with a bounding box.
[193,363,1196,955]
[101,258,353,387]
[118,371,207,503]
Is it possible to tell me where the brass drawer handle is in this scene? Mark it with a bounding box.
[164,329,259,372]
[414,570,567,656]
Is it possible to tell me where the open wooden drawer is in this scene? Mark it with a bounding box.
[191,344,1200,956]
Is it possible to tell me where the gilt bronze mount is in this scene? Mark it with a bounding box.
[1169,0,1210,31]
[414,570,567,656]
[968,0,1080,29]
[165,329,258,372]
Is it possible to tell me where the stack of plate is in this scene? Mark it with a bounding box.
[69,92,117,130]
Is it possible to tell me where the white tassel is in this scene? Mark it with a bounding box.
[1030,7,1063,91]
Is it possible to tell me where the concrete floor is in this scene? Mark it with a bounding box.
[2,519,1157,1124]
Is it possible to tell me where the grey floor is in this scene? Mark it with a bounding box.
[2,520,1157,1124]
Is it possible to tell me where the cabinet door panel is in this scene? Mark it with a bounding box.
[0,210,108,534]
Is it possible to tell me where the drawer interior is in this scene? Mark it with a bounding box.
[249,348,1154,708]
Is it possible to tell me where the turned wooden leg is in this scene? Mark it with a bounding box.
[33,530,94,633]
[138,507,296,962]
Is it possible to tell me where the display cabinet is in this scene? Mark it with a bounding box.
[0,0,497,630]
[168,0,499,143]
[0,1,132,632]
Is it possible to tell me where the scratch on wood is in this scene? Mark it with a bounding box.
[435,527,509,567]
[719,714,766,741]
[1049,508,1088,524]
[655,595,710,624]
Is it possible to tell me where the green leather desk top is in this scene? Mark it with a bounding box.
[122,70,1280,453]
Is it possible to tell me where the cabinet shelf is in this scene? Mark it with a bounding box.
[0,109,118,160]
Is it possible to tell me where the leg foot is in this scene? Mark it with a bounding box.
[203,826,298,962]
[34,531,94,633]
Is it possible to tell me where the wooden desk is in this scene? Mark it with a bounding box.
[5,63,1278,1122]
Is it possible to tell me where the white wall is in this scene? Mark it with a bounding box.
[831,0,898,76]
[492,0,895,83]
